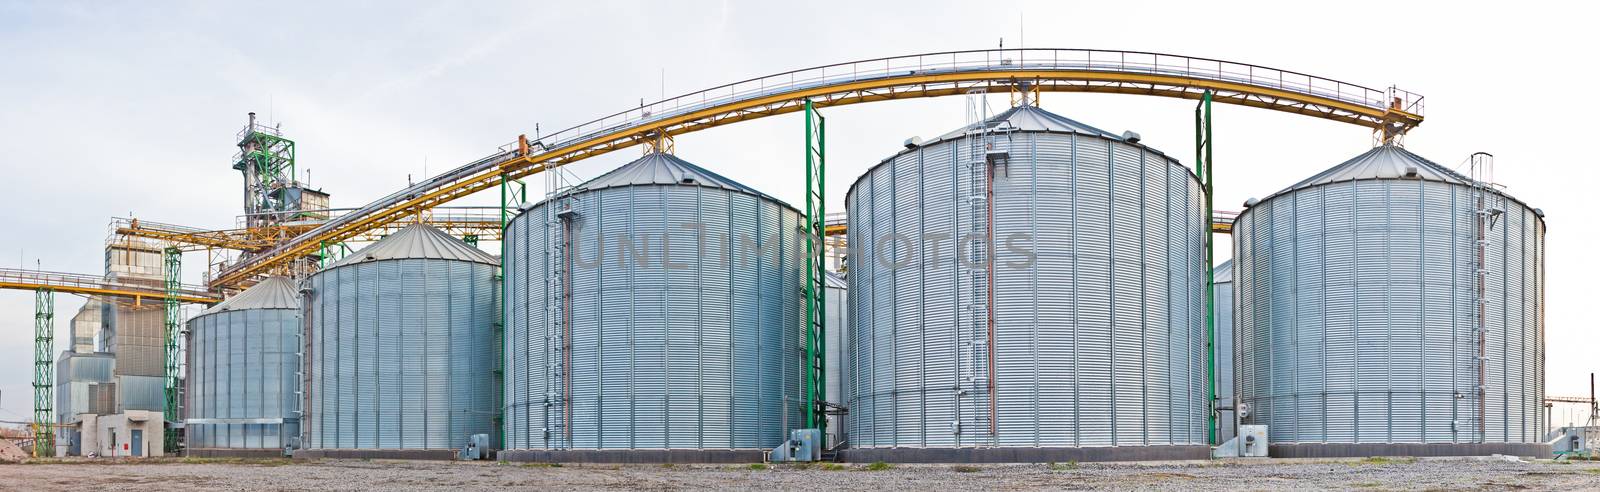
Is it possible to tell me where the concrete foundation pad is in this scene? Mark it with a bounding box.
[499,449,768,464]
[1269,442,1552,458]
[185,448,287,459]
[837,445,1212,463]
[294,449,459,460]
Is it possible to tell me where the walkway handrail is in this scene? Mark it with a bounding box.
[209,48,1425,289]
[529,48,1422,154]
[0,267,218,303]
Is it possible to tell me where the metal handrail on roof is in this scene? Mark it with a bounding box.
[209,48,1425,289]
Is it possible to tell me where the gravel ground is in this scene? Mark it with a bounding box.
[3,456,1600,490]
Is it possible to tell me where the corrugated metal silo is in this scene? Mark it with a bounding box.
[1214,260,1235,444]
[185,276,301,455]
[843,104,1209,462]
[823,272,848,449]
[501,152,805,463]
[1234,145,1547,457]
[305,223,499,457]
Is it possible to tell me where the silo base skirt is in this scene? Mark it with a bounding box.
[185,448,288,459]
[500,449,769,464]
[837,445,1211,463]
[294,449,459,460]
[1269,443,1552,459]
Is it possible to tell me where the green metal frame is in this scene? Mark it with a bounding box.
[235,130,297,218]
[317,240,354,268]
[802,99,826,430]
[1195,90,1217,445]
[163,246,182,453]
[33,287,54,458]
[497,174,527,449]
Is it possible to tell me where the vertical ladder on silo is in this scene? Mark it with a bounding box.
[543,167,577,449]
[1469,152,1503,443]
[960,89,1007,440]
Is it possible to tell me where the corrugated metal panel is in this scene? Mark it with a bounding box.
[70,299,104,353]
[844,109,1206,450]
[109,305,165,377]
[307,230,498,451]
[504,153,805,451]
[184,288,300,450]
[1235,151,1545,445]
[57,352,115,384]
[117,375,165,412]
[823,273,848,448]
[1214,260,1235,443]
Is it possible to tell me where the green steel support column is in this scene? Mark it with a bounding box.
[802,99,827,430]
[497,174,507,450]
[33,287,54,458]
[163,246,182,453]
[1195,90,1217,445]
[496,173,524,450]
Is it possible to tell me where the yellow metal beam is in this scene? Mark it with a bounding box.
[0,281,218,305]
[209,55,1418,288]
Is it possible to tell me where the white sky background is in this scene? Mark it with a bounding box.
[0,1,1596,424]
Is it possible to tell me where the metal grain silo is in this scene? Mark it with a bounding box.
[304,223,499,458]
[1214,260,1235,444]
[823,272,848,449]
[843,104,1208,462]
[185,276,301,456]
[1234,145,1547,457]
[501,152,805,463]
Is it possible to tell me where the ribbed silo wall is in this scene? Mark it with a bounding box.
[305,258,498,453]
[842,130,1208,462]
[1235,179,1546,457]
[1215,262,1235,444]
[502,184,804,462]
[823,277,848,449]
[186,308,300,451]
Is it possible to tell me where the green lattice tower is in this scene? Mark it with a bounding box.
[235,120,296,228]
[33,288,54,458]
[1195,90,1217,445]
[496,174,526,449]
[802,99,827,430]
[163,246,181,453]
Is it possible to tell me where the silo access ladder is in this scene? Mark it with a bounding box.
[1468,152,1504,442]
[544,165,580,448]
[962,89,1013,440]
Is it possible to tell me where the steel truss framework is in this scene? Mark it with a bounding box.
[163,247,181,453]
[208,48,1423,289]
[32,288,53,457]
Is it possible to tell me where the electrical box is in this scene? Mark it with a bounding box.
[1239,425,1269,457]
[460,433,492,460]
[769,428,822,462]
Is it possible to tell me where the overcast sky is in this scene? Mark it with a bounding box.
[1,1,1596,426]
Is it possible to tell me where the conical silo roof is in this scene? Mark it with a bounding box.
[1213,260,1233,284]
[200,276,299,315]
[1283,145,1471,191]
[825,271,847,289]
[327,223,498,268]
[930,104,1121,142]
[577,152,764,194]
